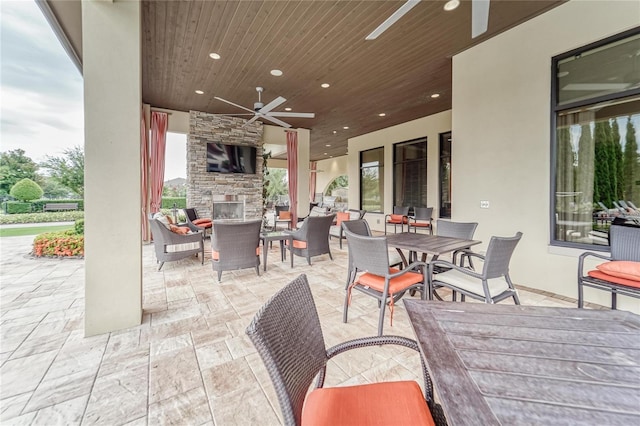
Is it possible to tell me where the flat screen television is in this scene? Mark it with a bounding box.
[206,142,257,174]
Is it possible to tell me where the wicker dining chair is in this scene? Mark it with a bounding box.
[211,219,262,281]
[344,229,427,336]
[384,206,410,234]
[246,274,444,426]
[408,207,434,234]
[329,208,366,249]
[429,232,523,304]
[285,214,335,266]
[578,224,640,309]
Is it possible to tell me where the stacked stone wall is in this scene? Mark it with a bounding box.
[187,111,263,220]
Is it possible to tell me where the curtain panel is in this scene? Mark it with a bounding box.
[141,110,150,241]
[150,112,168,214]
[286,130,298,223]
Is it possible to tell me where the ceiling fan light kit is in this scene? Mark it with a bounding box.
[214,86,315,128]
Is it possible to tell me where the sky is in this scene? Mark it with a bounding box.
[0,0,187,180]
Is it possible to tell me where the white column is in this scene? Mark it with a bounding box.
[83,0,142,335]
[296,129,311,217]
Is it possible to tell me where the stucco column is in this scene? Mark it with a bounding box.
[83,0,142,335]
[296,129,311,218]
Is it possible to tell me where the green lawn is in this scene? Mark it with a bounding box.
[0,225,74,237]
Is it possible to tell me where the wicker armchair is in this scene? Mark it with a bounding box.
[384,206,410,234]
[408,207,434,234]
[343,229,427,336]
[183,207,213,236]
[329,209,366,248]
[246,274,444,426]
[429,232,523,304]
[285,214,335,266]
[578,224,640,309]
[211,219,262,281]
[149,218,204,271]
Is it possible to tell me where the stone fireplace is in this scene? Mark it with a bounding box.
[212,195,245,221]
[187,111,263,220]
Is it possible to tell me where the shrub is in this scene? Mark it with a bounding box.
[33,230,84,258]
[161,197,186,209]
[74,218,85,234]
[3,201,32,214]
[10,178,43,202]
[0,211,84,225]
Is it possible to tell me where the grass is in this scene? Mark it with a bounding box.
[0,224,74,238]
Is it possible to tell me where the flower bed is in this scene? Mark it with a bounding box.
[33,230,84,258]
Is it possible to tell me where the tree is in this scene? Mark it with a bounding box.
[264,168,288,202]
[10,178,43,202]
[41,146,84,197]
[623,117,639,201]
[0,149,40,196]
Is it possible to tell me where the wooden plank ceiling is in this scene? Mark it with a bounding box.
[142,0,564,160]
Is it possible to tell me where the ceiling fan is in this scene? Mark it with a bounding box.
[214,87,315,128]
[365,0,490,40]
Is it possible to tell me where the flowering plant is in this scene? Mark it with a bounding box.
[33,230,84,258]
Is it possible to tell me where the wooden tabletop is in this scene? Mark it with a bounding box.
[403,301,640,426]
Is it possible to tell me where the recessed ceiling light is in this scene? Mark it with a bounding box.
[324,152,328,155]
[325,144,331,147]
[431,93,440,98]
[343,126,349,130]
[321,83,330,88]
[209,53,221,59]
[443,0,460,12]
[332,130,337,134]
[378,113,386,117]
[285,107,292,111]
[270,69,283,76]
[195,90,204,94]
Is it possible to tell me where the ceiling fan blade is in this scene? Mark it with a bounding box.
[262,115,292,128]
[214,96,256,114]
[267,112,315,118]
[471,0,490,38]
[242,115,260,128]
[259,96,286,114]
[365,0,420,40]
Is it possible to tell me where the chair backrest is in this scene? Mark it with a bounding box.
[413,207,433,221]
[437,220,478,240]
[393,206,410,216]
[211,220,261,261]
[346,209,366,220]
[341,219,372,237]
[610,225,640,261]
[184,208,197,221]
[344,229,391,276]
[482,232,523,279]
[246,274,328,426]
[275,205,289,217]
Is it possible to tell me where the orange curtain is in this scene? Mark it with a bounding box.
[309,161,317,202]
[141,110,150,241]
[150,112,168,214]
[286,130,298,223]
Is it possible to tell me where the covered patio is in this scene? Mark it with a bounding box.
[0,235,582,424]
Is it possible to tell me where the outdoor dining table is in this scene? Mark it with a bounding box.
[404,300,640,426]
[385,232,481,266]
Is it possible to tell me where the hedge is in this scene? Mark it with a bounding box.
[0,211,84,225]
[1,199,84,214]
[161,197,187,209]
[3,202,32,214]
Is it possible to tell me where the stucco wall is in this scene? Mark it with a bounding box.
[452,0,640,311]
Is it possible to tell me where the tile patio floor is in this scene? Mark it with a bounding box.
[1,234,585,425]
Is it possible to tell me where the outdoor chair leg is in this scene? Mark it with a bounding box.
[328,250,333,260]
[158,262,164,271]
[343,290,350,323]
[377,296,387,336]
[612,291,617,309]
[255,266,260,276]
[217,271,222,282]
[578,283,584,308]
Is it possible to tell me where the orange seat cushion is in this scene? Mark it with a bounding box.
[285,240,308,249]
[212,247,260,260]
[278,211,292,220]
[336,212,350,227]
[357,268,423,294]
[387,214,408,224]
[302,381,434,426]
[596,261,640,281]
[587,270,640,289]
[169,224,191,235]
[410,222,431,228]
[193,218,212,227]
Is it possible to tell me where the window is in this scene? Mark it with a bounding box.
[360,147,384,212]
[552,29,640,248]
[439,132,452,218]
[393,138,427,212]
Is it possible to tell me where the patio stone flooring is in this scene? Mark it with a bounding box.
[1,234,584,425]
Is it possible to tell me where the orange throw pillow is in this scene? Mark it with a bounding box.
[279,211,292,220]
[388,214,407,223]
[336,212,350,227]
[169,224,190,235]
[166,215,174,225]
[193,218,212,227]
[596,261,640,281]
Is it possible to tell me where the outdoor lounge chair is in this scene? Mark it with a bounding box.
[149,218,204,271]
[211,219,262,281]
[246,274,443,426]
[329,208,365,248]
[285,214,335,266]
[578,224,640,309]
[183,207,212,236]
[384,206,410,234]
[429,232,523,304]
[344,229,427,336]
